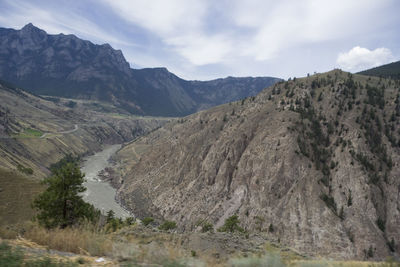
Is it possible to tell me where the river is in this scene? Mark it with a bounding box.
[80,144,131,218]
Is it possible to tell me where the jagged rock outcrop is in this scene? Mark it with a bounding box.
[0,24,280,116]
[116,70,400,260]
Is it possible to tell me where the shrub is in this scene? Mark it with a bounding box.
[65,101,77,108]
[367,246,374,258]
[17,164,34,175]
[320,193,337,214]
[159,221,177,231]
[377,217,386,232]
[142,217,154,226]
[106,210,115,224]
[201,222,213,233]
[339,206,345,220]
[388,238,396,252]
[125,217,135,226]
[268,223,274,233]
[217,215,244,233]
[347,191,353,207]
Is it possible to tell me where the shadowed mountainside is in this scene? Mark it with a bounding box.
[358,61,400,80]
[0,23,281,116]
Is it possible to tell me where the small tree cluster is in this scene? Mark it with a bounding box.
[217,215,244,233]
[142,217,154,226]
[159,220,177,231]
[105,210,135,232]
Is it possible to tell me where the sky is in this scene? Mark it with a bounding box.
[1,0,399,80]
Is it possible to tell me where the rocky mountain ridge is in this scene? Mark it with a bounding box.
[115,70,400,260]
[0,23,281,116]
[358,60,400,80]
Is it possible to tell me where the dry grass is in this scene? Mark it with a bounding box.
[1,222,113,257]
[289,260,400,267]
[2,221,399,266]
[0,168,44,226]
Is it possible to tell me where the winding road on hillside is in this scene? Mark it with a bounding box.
[40,124,79,138]
[0,124,79,139]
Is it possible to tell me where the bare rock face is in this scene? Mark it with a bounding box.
[116,70,400,260]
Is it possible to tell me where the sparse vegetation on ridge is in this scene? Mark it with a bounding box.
[114,69,400,260]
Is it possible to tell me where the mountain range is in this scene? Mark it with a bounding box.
[0,23,280,116]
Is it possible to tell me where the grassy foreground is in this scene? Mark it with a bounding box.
[1,221,399,267]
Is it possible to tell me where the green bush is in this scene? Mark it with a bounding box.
[217,215,244,233]
[17,164,34,175]
[159,220,177,231]
[320,193,337,214]
[125,217,135,226]
[377,217,386,232]
[268,223,274,233]
[106,210,115,224]
[201,222,213,233]
[142,217,154,226]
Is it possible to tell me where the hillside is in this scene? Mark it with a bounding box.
[115,70,400,260]
[0,80,167,178]
[0,23,280,117]
[358,61,400,80]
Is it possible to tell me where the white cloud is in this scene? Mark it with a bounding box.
[1,0,398,79]
[0,0,134,47]
[230,0,390,61]
[165,34,232,65]
[100,0,393,66]
[100,0,217,65]
[337,46,394,71]
[99,0,207,36]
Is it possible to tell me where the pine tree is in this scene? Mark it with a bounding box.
[106,210,115,224]
[33,158,99,228]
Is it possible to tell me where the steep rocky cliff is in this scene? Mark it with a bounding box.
[116,70,400,260]
[0,24,280,116]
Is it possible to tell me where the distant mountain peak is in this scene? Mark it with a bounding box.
[19,22,47,40]
[21,23,41,32]
[22,22,35,29]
